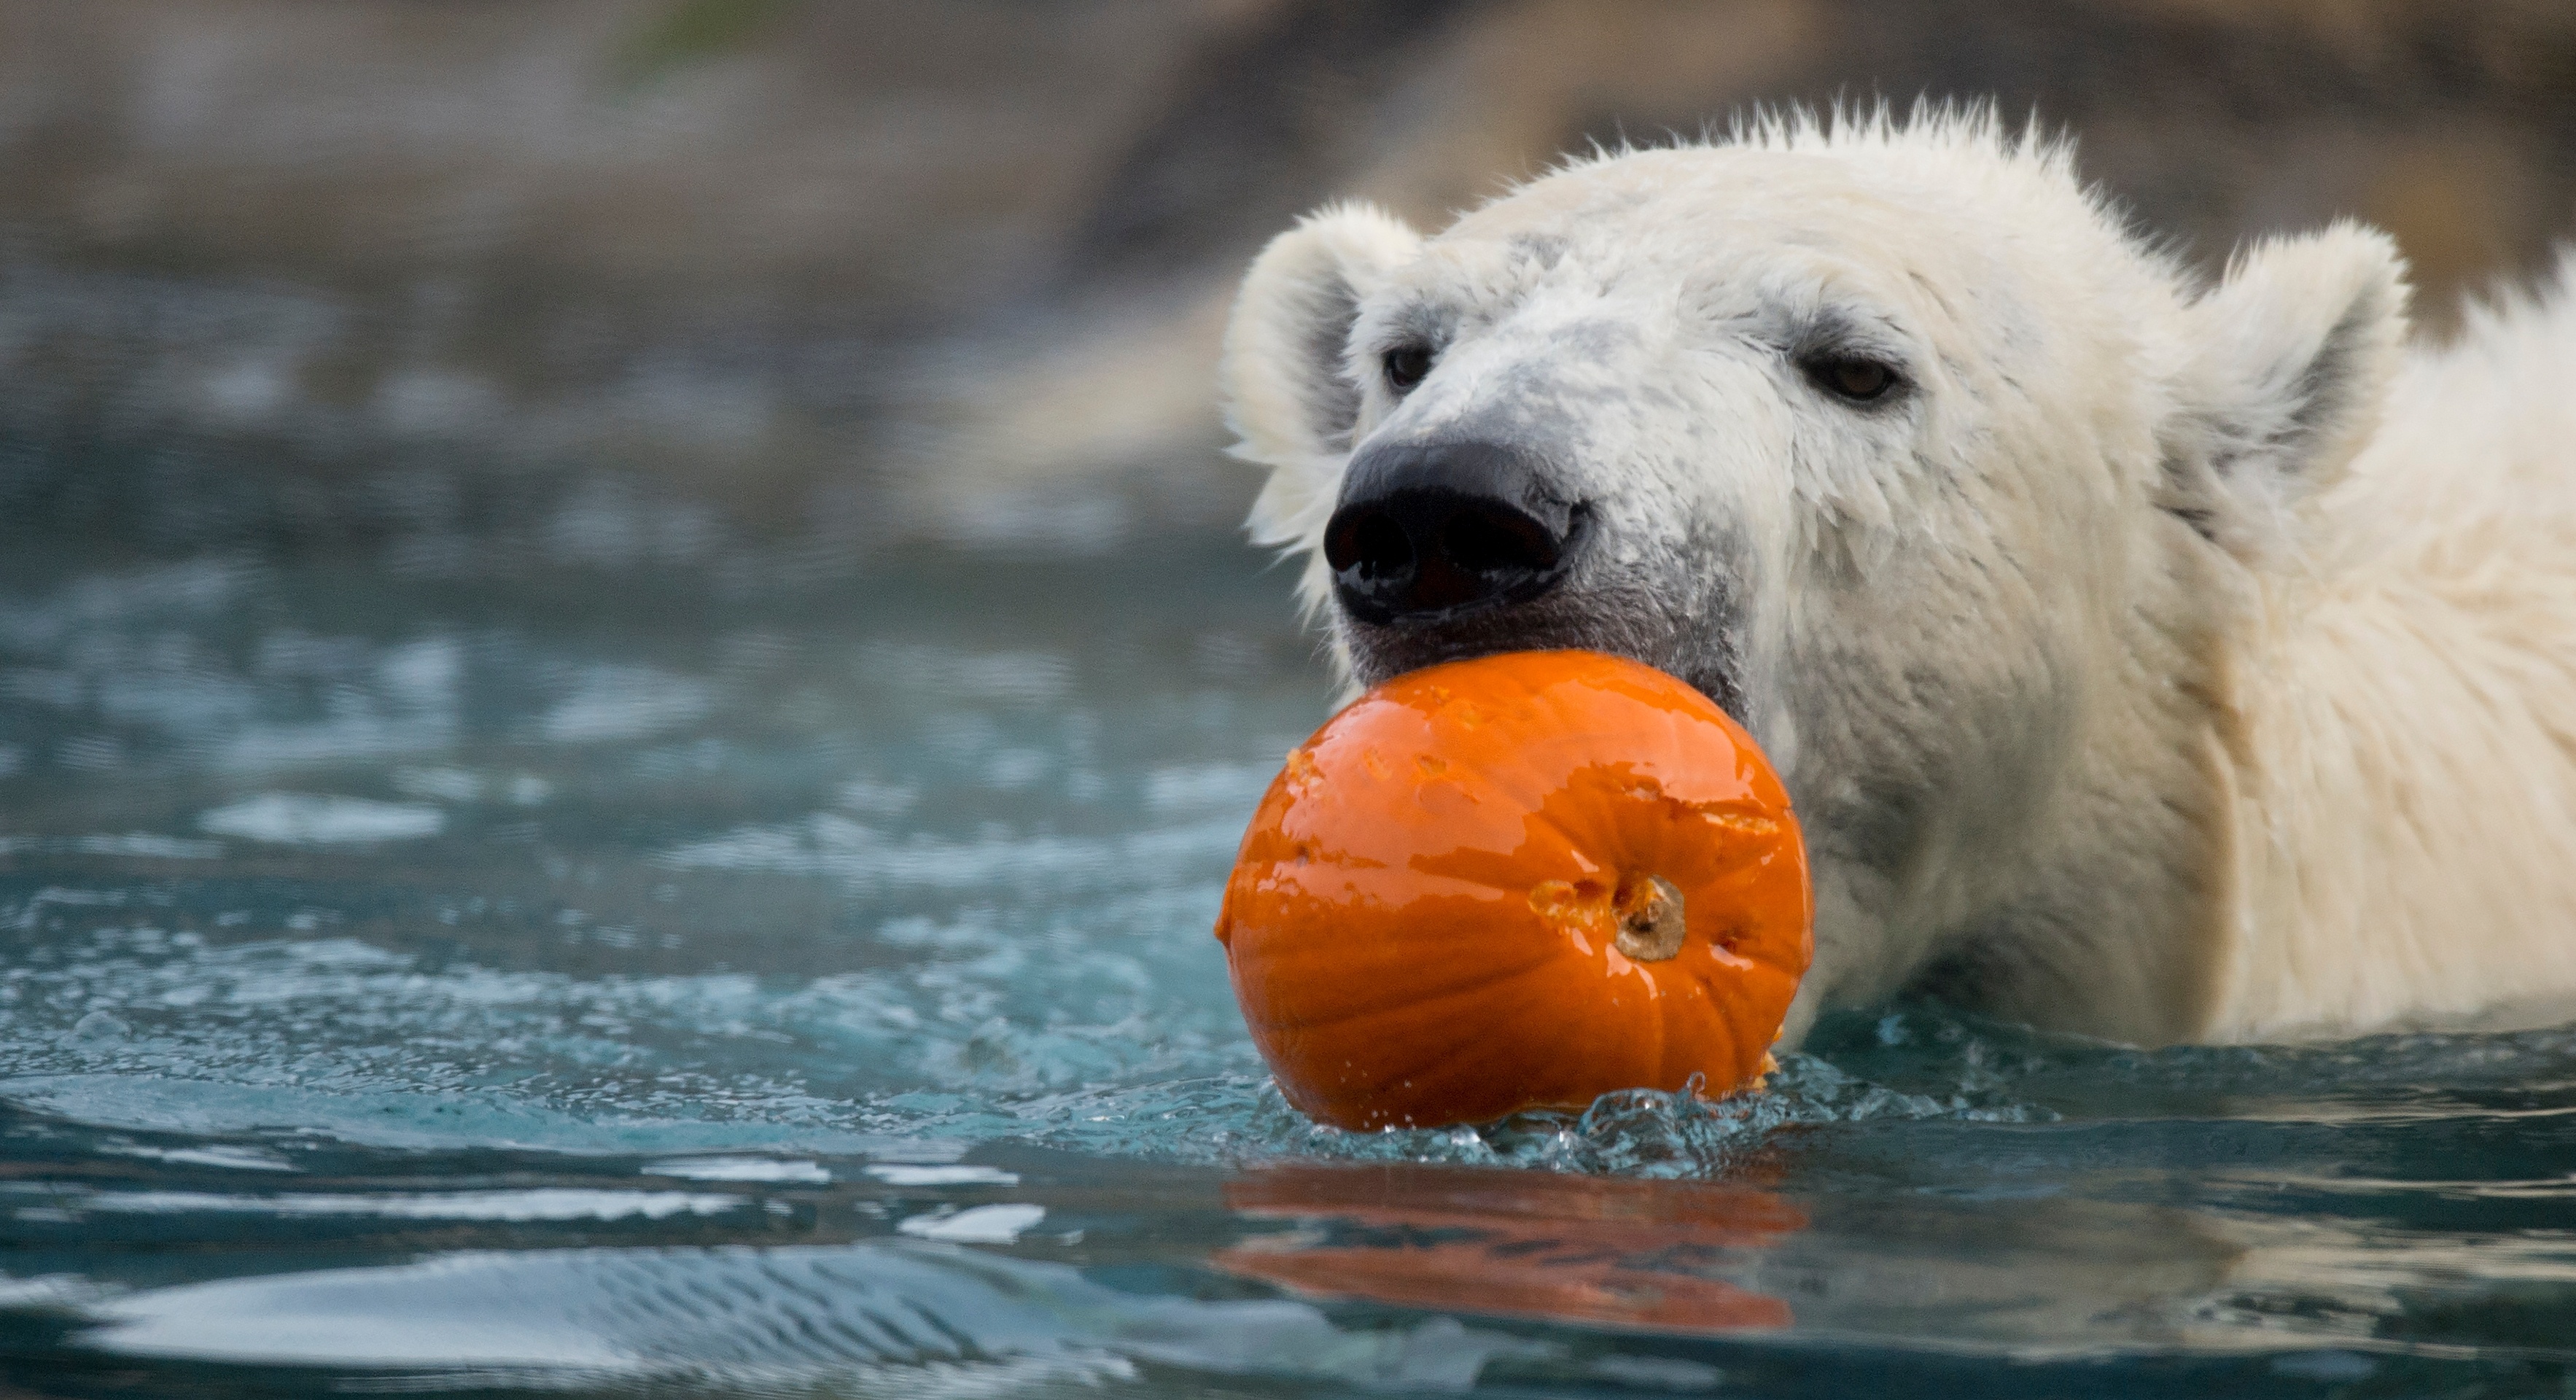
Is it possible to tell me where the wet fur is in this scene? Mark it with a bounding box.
[1220,108,2576,1046]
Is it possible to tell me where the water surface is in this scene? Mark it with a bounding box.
[1,508,2572,1397]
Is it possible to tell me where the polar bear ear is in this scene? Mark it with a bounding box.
[1220,202,1423,550]
[2178,224,2410,539]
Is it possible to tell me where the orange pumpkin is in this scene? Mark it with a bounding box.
[1214,650,1811,1129]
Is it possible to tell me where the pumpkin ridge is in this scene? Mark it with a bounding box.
[1249,947,1569,1033]
[1355,1023,1520,1124]
[1516,800,1606,900]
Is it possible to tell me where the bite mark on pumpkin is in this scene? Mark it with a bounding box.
[1283,747,1322,788]
[1529,872,1687,962]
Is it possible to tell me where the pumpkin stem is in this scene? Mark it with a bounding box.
[1612,874,1685,961]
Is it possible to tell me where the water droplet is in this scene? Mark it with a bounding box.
[69,1008,130,1042]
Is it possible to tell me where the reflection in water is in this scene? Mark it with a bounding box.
[78,1235,1600,1392]
[1217,1162,1801,1334]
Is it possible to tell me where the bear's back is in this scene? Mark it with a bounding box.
[2212,254,2576,1040]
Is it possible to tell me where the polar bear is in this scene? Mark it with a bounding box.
[1216,109,2576,1048]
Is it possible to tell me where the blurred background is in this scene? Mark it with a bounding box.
[4,0,2573,565]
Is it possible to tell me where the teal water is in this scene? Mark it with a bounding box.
[1,508,2572,1398]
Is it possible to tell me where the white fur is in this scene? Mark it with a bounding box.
[1223,201,1423,632]
[2210,250,2576,1038]
[1219,107,2576,1046]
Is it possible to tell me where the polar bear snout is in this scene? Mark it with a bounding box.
[1323,440,1591,627]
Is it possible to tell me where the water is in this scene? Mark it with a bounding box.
[1,501,2573,1398]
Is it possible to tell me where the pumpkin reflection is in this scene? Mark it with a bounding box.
[1213,1162,1803,1334]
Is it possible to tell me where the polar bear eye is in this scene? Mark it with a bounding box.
[1382,346,1436,393]
[1802,353,1901,404]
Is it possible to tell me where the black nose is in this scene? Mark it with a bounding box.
[1323,441,1587,626]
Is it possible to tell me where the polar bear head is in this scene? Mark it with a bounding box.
[1219,111,2409,1038]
